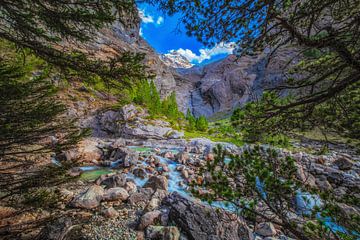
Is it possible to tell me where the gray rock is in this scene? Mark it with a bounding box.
[334,157,354,171]
[103,187,129,201]
[101,207,119,218]
[138,210,161,230]
[122,122,184,140]
[125,181,137,194]
[96,173,127,188]
[315,177,333,191]
[110,147,139,167]
[163,192,253,240]
[146,225,180,240]
[120,104,142,121]
[133,167,147,179]
[175,151,190,164]
[71,185,104,209]
[128,188,154,206]
[255,222,277,237]
[144,176,168,191]
[36,217,72,240]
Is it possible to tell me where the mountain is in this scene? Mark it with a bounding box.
[174,48,300,118]
[68,6,177,98]
[66,6,298,119]
[160,50,194,69]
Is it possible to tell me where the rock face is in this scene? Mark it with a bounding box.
[97,104,184,139]
[76,6,177,99]
[71,185,104,209]
[163,192,252,240]
[175,48,300,117]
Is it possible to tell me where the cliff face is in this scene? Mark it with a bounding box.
[72,4,299,118]
[75,6,177,98]
[174,47,299,118]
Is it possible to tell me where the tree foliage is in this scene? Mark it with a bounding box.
[133,80,183,121]
[0,47,86,205]
[147,0,360,140]
[192,145,360,240]
[0,0,146,88]
[185,109,209,132]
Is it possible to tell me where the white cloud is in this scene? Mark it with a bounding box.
[168,42,236,64]
[138,9,154,23]
[156,16,164,25]
[138,9,164,26]
[139,27,144,37]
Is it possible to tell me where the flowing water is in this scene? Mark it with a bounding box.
[74,146,357,236]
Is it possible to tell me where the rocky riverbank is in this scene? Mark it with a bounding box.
[29,104,358,240]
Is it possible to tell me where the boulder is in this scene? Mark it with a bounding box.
[145,198,161,212]
[145,225,180,240]
[36,217,72,240]
[101,207,119,218]
[128,188,154,207]
[122,122,184,140]
[334,157,354,171]
[103,187,129,201]
[111,138,126,148]
[120,104,143,121]
[255,222,277,237]
[138,210,161,230]
[175,151,190,164]
[99,110,123,133]
[144,176,168,191]
[163,192,253,240]
[96,173,127,188]
[110,147,139,167]
[77,139,103,162]
[133,167,147,179]
[162,151,175,159]
[125,181,137,194]
[315,178,333,191]
[71,185,104,209]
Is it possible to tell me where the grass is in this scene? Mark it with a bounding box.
[184,130,244,146]
[80,169,113,181]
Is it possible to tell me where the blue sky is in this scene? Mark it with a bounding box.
[137,3,234,65]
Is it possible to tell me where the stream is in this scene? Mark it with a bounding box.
[73,146,358,237]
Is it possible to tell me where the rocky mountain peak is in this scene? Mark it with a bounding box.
[160,50,194,69]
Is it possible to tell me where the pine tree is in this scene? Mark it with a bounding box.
[149,80,161,115]
[149,0,360,141]
[0,53,86,201]
[186,109,197,131]
[164,92,179,120]
[196,115,209,132]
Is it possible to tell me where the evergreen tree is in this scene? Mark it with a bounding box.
[134,79,152,105]
[162,92,180,120]
[196,115,209,132]
[193,145,360,240]
[148,0,360,141]
[149,80,161,115]
[0,50,86,236]
[0,0,146,85]
[186,109,197,131]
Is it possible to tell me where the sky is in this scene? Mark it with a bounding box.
[137,3,234,66]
